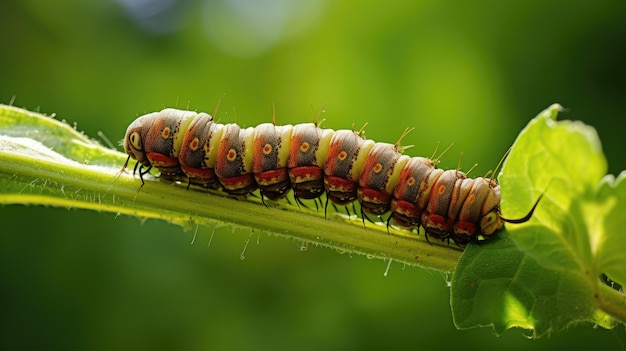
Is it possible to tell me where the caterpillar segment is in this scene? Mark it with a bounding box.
[357,143,410,216]
[287,123,333,200]
[179,112,223,189]
[389,157,441,228]
[251,123,293,201]
[214,123,257,195]
[323,129,375,205]
[122,108,541,247]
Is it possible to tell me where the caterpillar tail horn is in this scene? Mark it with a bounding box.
[500,193,544,224]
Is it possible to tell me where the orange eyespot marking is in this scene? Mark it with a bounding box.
[406,176,415,186]
[300,142,310,153]
[227,149,237,161]
[373,163,383,173]
[190,137,200,151]
[337,151,348,161]
[437,184,446,194]
[263,144,273,155]
[161,127,171,139]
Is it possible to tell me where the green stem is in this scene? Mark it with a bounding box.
[596,282,626,325]
[0,105,462,273]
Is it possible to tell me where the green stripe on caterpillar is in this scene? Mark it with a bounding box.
[122,108,540,246]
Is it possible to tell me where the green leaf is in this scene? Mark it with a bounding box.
[597,173,626,287]
[451,104,626,336]
[500,103,607,273]
[451,233,602,337]
[0,105,122,166]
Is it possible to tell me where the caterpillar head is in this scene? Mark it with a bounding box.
[479,209,504,237]
[124,113,154,167]
[478,179,503,237]
[123,109,198,177]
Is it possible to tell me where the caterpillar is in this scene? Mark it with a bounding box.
[122,108,540,246]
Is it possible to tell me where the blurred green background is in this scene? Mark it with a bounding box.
[1,0,625,349]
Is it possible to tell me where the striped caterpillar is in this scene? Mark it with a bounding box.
[122,108,539,246]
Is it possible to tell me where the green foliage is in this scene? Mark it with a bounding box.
[452,104,626,336]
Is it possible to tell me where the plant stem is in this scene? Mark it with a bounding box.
[596,282,626,324]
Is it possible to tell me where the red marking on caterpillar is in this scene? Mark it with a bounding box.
[122,108,541,246]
